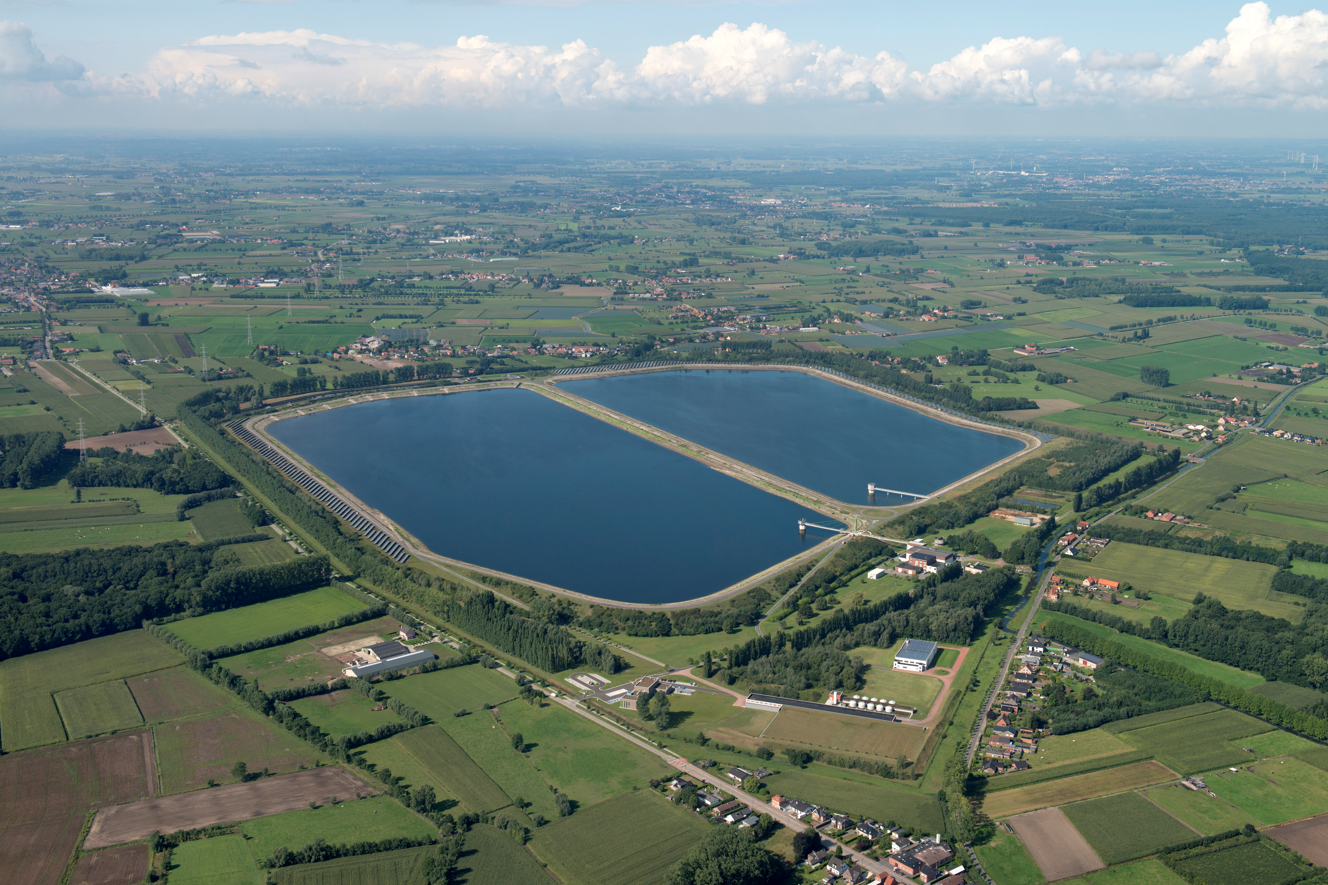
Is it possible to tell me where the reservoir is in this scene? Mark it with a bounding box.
[267,389,838,605]
[565,369,1024,504]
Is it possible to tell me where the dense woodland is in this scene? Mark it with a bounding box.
[66,446,229,494]
[0,545,326,659]
[0,431,65,489]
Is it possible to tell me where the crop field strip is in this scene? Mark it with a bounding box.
[1060,791,1198,865]
[392,725,513,814]
[167,585,367,649]
[982,760,1180,819]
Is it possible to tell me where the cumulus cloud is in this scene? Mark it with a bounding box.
[16,3,1328,113]
[0,20,84,81]
[636,23,907,104]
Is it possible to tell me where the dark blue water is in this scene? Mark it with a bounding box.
[566,370,1022,503]
[268,389,838,604]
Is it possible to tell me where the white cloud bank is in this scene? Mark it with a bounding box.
[8,3,1328,111]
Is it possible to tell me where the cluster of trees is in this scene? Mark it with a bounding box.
[0,432,65,489]
[174,487,238,521]
[268,375,326,398]
[1216,294,1271,311]
[812,239,920,259]
[329,362,453,391]
[1139,366,1171,387]
[0,543,326,660]
[191,555,330,613]
[66,447,229,495]
[973,395,1039,411]
[1039,616,1328,741]
[666,827,780,885]
[999,516,1058,566]
[435,589,623,674]
[1077,447,1182,511]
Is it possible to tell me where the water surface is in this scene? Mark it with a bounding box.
[566,369,1022,503]
[268,389,836,604]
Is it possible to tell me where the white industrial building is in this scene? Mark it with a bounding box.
[893,639,940,672]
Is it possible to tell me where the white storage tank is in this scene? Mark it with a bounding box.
[885,705,894,713]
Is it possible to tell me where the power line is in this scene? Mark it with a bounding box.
[201,343,208,377]
[247,315,253,346]
[76,418,86,462]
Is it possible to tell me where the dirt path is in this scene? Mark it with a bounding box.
[908,646,970,727]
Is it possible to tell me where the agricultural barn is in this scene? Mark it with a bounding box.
[344,640,435,678]
[894,639,940,672]
[1069,651,1104,670]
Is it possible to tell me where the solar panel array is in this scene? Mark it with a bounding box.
[226,420,410,563]
[552,360,671,376]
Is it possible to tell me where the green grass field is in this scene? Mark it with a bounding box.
[53,680,145,740]
[1101,703,1223,734]
[1028,728,1135,769]
[496,699,671,809]
[270,846,432,885]
[442,711,558,820]
[1061,791,1196,865]
[1082,543,1291,622]
[167,834,262,885]
[858,667,944,716]
[354,736,461,812]
[1119,709,1272,774]
[1171,840,1305,885]
[531,789,713,885]
[381,665,518,721]
[231,538,297,566]
[289,690,404,738]
[1143,784,1259,835]
[186,498,254,541]
[1080,859,1188,885]
[0,630,183,751]
[391,725,512,814]
[0,518,198,552]
[448,823,549,885]
[1240,730,1321,759]
[240,796,435,865]
[762,767,945,832]
[168,586,366,649]
[1206,758,1328,825]
[975,833,1045,885]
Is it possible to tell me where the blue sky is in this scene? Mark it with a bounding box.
[3,0,1327,135]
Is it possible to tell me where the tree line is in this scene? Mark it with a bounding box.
[0,431,65,489]
[1077,446,1182,511]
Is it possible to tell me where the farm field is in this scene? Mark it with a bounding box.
[270,846,433,885]
[660,689,774,745]
[353,737,461,812]
[1059,791,1196,864]
[288,690,405,738]
[1009,808,1104,882]
[391,725,512,814]
[186,498,256,541]
[494,698,671,808]
[216,615,403,691]
[1101,703,1222,734]
[759,706,929,760]
[974,833,1045,885]
[1170,840,1305,885]
[54,680,145,740]
[0,732,152,885]
[0,630,183,752]
[126,666,239,723]
[1268,814,1328,867]
[86,767,375,849]
[1079,859,1189,885]
[70,844,150,885]
[761,767,944,832]
[238,795,435,864]
[167,586,367,649]
[1028,728,1135,769]
[382,664,519,721]
[1078,543,1292,622]
[1143,783,1259,835]
[167,835,262,885]
[530,789,712,885]
[232,538,298,566]
[443,823,549,885]
[441,711,559,820]
[1117,708,1272,774]
[0,518,198,552]
[982,761,1179,819]
[1205,759,1328,825]
[154,708,321,794]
